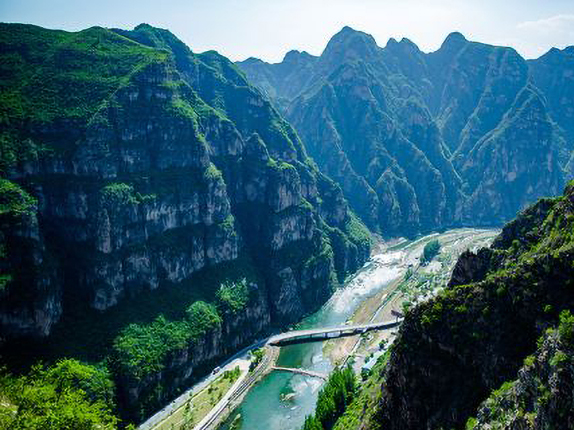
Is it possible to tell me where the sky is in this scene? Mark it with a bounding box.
[1,0,573,63]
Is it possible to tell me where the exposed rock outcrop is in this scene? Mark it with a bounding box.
[373,182,574,430]
[238,28,569,235]
[0,23,372,419]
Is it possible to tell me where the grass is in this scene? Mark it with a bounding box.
[149,367,241,430]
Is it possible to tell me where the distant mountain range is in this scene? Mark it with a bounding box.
[238,27,574,236]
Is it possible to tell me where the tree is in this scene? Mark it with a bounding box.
[0,361,118,430]
[421,239,440,264]
[303,366,357,430]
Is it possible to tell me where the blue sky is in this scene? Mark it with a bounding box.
[1,0,573,62]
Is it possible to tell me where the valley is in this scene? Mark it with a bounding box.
[0,13,572,430]
[215,228,497,430]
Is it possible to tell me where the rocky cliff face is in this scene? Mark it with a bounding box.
[528,46,574,174]
[372,181,574,430]
[238,28,570,235]
[0,23,371,419]
[470,321,574,430]
[116,280,272,419]
[0,181,60,336]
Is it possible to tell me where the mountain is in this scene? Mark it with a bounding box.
[528,46,574,176]
[237,28,570,235]
[0,23,371,420]
[330,181,574,430]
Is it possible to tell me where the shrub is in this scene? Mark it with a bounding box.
[0,361,117,429]
[558,310,574,345]
[186,301,222,338]
[0,179,36,220]
[249,348,265,371]
[421,239,440,264]
[216,278,250,313]
[113,315,192,380]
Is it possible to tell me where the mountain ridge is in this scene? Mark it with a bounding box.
[238,27,571,236]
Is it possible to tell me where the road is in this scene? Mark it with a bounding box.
[140,319,403,430]
[191,359,251,430]
[191,322,401,430]
[139,341,268,430]
[193,346,279,430]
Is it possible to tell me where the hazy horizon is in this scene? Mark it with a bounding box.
[1,0,573,63]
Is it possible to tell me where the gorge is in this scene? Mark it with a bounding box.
[0,19,573,430]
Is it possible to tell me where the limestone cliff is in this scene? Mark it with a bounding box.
[0,23,371,420]
[238,28,569,235]
[372,182,574,429]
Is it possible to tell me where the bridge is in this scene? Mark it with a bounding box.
[267,319,402,346]
[272,366,327,380]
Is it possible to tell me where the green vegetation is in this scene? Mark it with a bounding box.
[101,183,156,206]
[558,309,574,344]
[0,179,37,293]
[113,293,228,381]
[302,366,357,430]
[0,23,168,126]
[464,310,574,429]
[216,278,250,314]
[0,22,373,428]
[372,184,574,429]
[249,348,265,371]
[112,275,253,381]
[186,301,222,338]
[113,315,192,380]
[0,133,49,174]
[421,239,440,264]
[332,351,391,430]
[343,213,372,250]
[150,366,241,430]
[0,178,36,220]
[0,360,117,430]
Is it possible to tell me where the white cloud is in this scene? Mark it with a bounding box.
[517,13,574,34]
[513,14,574,58]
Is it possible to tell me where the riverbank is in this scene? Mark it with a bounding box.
[324,228,499,373]
[145,229,498,430]
[196,346,280,430]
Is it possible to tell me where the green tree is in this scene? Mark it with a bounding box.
[0,362,118,429]
[421,239,441,264]
[302,366,356,430]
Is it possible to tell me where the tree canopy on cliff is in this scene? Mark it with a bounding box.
[421,239,440,264]
[0,359,117,430]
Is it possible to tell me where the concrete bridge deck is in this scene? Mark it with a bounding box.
[267,319,402,346]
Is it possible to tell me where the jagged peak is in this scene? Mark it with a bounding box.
[385,36,421,54]
[328,25,378,46]
[237,56,266,65]
[283,49,317,63]
[445,31,467,43]
[440,31,468,50]
[399,37,418,48]
[533,45,574,62]
[385,37,399,48]
[134,23,153,31]
[321,26,380,63]
[283,49,302,61]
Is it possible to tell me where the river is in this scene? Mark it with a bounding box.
[219,228,498,430]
